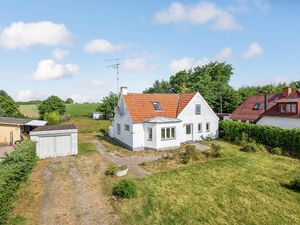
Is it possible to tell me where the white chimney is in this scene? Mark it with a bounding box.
[120,86,128,95]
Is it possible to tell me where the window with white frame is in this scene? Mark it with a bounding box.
[195,104,201,115]
[206,122,210,132]
[148,128,153,141]
[291,104,297,113]
[161,127,176,140]
[198,123,202,133]
[117,123,121,134]
[124,124,130,131]
[281,103,297,113]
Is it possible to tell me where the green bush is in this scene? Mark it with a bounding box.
[220,121,300,157]
[290,177,300,192]
[180,145,198,164]
[0,141,37,224]
[44,111,61,125]
[112,179,137,198]
[240,142,260,152]
[271,147,283,155]
[211,143,222,157]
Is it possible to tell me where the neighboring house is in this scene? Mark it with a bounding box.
[109,87,219,151]
[230,87,300,129]
[30,124,78,159]
[0,117,47,145]
[257,88,300,129]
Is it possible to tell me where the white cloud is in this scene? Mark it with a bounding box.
[85,79,106,89]
[169,57,210,72]
[0,21,73,49]
[32,59,79,80]
[215,47,233,62]
[70,94,89,103]
[122,57,156,71]
[52,49,70,60]
[252,0,270,12]
[84,39,126,53]
[154,1,241,30]
[243,42,263,58]
[15,89,38,101]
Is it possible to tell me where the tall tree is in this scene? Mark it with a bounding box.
[65,98,74,104]
[0,90,22,117]
[96,92,119,119]
[38,96,66,119]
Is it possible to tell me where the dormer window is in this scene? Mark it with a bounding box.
[253,103,261,110]
[152,102,162,111]
[281,103,297,113]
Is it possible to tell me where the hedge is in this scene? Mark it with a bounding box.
[0,141,37,224]
[220,121,300,157]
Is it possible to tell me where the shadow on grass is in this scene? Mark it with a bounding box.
[281,183,300,193]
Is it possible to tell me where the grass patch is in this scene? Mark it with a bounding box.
[113,140,300,225]
[78,142,97,155]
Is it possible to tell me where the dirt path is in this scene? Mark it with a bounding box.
[94,140,162,177]
[38,154,118,225]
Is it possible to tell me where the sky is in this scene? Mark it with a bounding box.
[0,0,299,103]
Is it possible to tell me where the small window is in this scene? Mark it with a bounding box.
[291,104,297,113]
[117,123,121,134]
[186,124,192,135]
[206,122,210,132]
[125,124,130,131]
[148,128,152,141]
[161,127,176,140]
[198,123,202,133]
[195,104,201,115]
[253,103,261,110]
[152,102,162,111]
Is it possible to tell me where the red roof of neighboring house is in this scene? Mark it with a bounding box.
[123,92,196,122]
[231,89,300,122]
[230,94,282,122]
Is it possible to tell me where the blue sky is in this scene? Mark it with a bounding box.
[0,0,299,102]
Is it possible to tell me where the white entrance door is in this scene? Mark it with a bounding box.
[185,124,193,141]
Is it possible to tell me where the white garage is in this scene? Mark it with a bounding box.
[30,124,78,159]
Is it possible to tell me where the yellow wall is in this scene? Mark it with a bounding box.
[0,124,21,144]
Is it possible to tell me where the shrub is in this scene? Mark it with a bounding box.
[181,156,190,164]
[0,141,37,224]
[220,121,300,157]
[112,179,137,198]
[289,177,300,192]
[44,111,61,125]
[211,143,222,157]
[38,95,66,119]
[180,145,198,164]
[271,147,283,155]
[240,142,260,153]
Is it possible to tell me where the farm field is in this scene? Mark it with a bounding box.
[19,103,98,118]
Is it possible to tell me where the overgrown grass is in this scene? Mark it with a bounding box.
[112,140,300,225]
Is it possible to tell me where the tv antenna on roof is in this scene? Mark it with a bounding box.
[106,58,121,93]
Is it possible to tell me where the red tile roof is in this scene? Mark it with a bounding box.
[231,89,300,122]
[230,94,281,122]
[123,92,196,122]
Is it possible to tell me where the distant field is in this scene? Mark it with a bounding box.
[19,103,98,118]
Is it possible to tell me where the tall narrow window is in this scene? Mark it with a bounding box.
[124,124,130,131]
[198,123,202,133]
[148,128,153,141]
[291,104,297,113]
[117,123,121,134]
[195,104,201,115]
[161,128,165,140]
[206,122,210,132]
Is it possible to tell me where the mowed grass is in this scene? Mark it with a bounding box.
[19,103,98,118]
[112,140,300,225]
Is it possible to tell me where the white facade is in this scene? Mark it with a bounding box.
[257,116,300,129]
[30,128,78,159]
[109,92,219,150]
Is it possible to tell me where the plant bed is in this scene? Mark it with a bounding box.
[105,164,128,177]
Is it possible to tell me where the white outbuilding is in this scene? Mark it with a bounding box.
[30,124,78,159]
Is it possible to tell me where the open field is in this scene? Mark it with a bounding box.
[19,103,99,118]
[109,140,300,225]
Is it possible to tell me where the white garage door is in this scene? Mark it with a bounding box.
[38,135,71,158]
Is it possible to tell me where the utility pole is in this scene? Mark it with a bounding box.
[106,58,120,93]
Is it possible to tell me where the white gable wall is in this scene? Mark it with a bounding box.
[177,93,219,142]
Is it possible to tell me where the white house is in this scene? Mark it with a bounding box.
[109,87,219,151]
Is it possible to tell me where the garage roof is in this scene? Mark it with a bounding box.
[0,117,32,125]
[31,124,76,132]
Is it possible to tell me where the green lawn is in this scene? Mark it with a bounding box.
[19,103,98,118]
[111,140,300,225]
